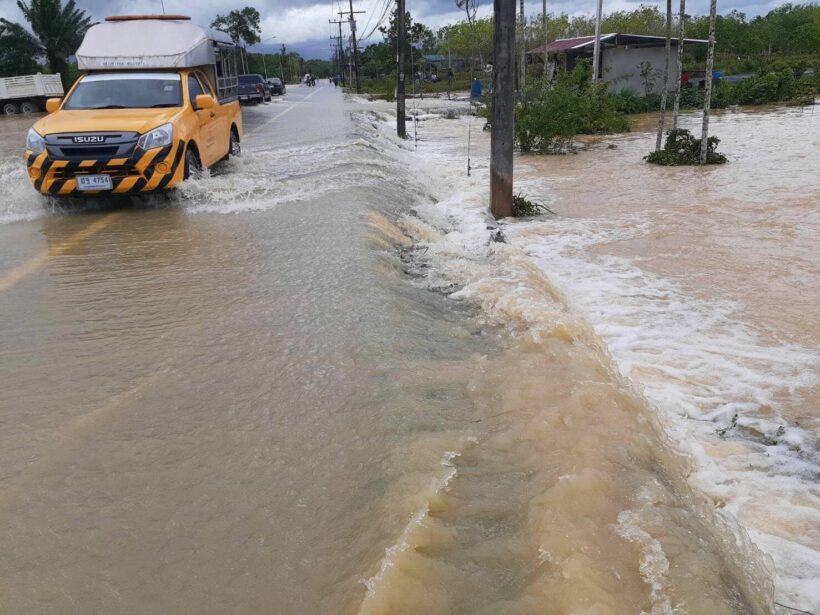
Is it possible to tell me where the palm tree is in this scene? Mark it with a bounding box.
[9,0,92,89]
[0,20,41,76]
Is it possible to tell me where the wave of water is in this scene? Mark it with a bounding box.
[364,100,818,612]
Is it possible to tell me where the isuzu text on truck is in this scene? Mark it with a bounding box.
[24,15,243,196]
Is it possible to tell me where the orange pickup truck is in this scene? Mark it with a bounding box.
[25,15,243,196]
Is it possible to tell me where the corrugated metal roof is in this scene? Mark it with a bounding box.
[529,34,615,55]
[528,33,708,55]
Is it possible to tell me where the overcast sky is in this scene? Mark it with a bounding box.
[0,0,789,59]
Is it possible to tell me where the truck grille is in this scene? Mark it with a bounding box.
[44,131,140,159]
[59,146,121,157]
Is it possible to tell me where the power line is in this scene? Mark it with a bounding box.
[359,0,392,42]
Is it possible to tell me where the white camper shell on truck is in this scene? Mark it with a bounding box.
[0,73,64,115]
[75,15,240,102]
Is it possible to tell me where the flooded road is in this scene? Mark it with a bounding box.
[0,84,812,614]
[0,85,503,613]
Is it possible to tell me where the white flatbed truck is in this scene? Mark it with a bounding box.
[0,73,64,114]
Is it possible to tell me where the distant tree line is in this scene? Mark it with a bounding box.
[356,3,820,79]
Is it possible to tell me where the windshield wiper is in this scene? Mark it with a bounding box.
[89,105,129,109]
[150,103,179,108]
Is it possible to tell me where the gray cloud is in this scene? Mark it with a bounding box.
[0,0,787,59]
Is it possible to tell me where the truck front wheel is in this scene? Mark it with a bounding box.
[184,147,203,180]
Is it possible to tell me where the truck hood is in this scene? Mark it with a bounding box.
[32,108,182,137]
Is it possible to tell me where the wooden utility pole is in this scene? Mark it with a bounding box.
[700,0,717,164]
[339,0,365,93]
[655,0,672,151]
[490,0,515,219]
[671,0,686,130]
[397,0,406,138]
[592,0,603,82]
[519,0,525,91]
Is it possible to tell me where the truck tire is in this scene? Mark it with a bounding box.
[20,101,38,114]
[223,129,240,160]
[184,147,203,180]
[3,102,19,115]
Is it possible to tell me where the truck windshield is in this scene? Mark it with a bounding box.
[63,73,183,110]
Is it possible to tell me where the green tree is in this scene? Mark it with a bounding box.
[211,7,262,72]
[211,7,262,46]
[378,9,434,69]
[0,0,91,88]
[0,20,41,76]
[360,41,394,77]
[437,18,494,69]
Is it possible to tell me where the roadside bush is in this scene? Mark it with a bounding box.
[515,65,630,153]
[645,128,727,165]
[512,193,554,217]
[611,90,661,114]
[730,69,795,104]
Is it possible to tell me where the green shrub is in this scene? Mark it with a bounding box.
[645,128,727,165]
[514,65,630,153]
[512,193,554,217]
[611,90,661,114]
[729,69,795,104]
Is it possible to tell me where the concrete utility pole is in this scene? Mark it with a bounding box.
[671,0,686,130]
[330,19,345,81]
[592,0,603,82]
[700,0,717,164]
[338,0,365,93]
[655,0,672,151]
[490,0,515,219]
[542,0,548,69]
[519,0,525,91]
[397,0,406,138]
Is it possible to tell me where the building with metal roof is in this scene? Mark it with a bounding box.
[527,33,708,95]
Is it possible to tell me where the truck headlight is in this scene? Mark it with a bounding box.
[138,123,173,150]
[26,129,46,155]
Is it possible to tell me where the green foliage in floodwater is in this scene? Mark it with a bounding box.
[645,128,728,165]
[612,69,819,114]
[514,64,630,154]
[512,193,555,217]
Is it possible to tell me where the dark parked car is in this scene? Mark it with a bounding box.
[266,77,286,95]
[238,74,271,104]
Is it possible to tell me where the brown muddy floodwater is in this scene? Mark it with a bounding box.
[382,98,818,613]
[0,86,814,615]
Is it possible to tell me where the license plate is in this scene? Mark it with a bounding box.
[76,174,113,191]
[240,96,248,100]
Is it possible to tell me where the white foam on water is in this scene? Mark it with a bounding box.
[362,106,820,612]
[0,156,50,224]
[172,136,398,215]
[506,212,820,612]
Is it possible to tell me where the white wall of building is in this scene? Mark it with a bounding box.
[602,46,680,95]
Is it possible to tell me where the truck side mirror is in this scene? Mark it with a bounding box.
[46,98,62,113]
[194,94,215,110]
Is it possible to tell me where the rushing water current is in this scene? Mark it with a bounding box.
[0,86,816,614]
